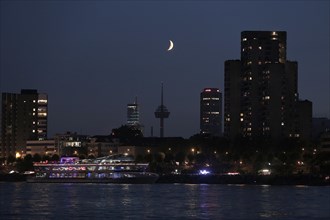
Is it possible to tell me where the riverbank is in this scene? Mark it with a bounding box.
[1,173,329,186]
[156,174,330,186]
[0,173,26,182]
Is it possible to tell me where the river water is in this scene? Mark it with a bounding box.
[0,182,329,219]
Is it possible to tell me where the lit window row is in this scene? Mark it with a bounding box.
[289,134,300,138]
[38,99,48,104]
[211,98,219,100]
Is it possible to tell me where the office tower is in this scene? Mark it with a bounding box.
[224,60,241,139]
[224,31,312,140]
[154,83,170,138]
[1,89,48,158]
[200,88,222,136]
[297,100,313,140]
[126,97,143,134]
[312,117,330,140]
[127,97,140,127]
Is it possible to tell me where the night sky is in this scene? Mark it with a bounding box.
[1,1,329,138]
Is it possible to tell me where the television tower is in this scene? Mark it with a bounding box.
[154,82,170,137]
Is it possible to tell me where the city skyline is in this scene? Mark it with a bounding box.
[1,1,329,138]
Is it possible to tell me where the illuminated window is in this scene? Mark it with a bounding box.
[38,99,48,104]
[242,38,247,41]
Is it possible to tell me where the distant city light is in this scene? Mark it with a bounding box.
[259,169,271,175]
[199,170,210,175]
[15,152,21,159]
[227,172,240,176]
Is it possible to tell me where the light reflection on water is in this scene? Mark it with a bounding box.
[0,182,329,220]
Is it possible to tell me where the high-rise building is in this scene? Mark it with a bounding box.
[126,97,143,134]
[312,117,330,140]
[127,97,140,127]
[297,100,313,141]
[1,89,48,158]
[200,88,222,136]
[224,31,312,141]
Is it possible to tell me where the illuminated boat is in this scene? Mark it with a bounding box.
[27,155,159,184]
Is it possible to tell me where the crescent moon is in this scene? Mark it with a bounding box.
[167,40,174,51]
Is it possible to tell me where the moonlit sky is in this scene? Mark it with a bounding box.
[1,1,329,138]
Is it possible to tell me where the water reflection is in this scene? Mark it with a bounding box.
[0,183,329,219]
